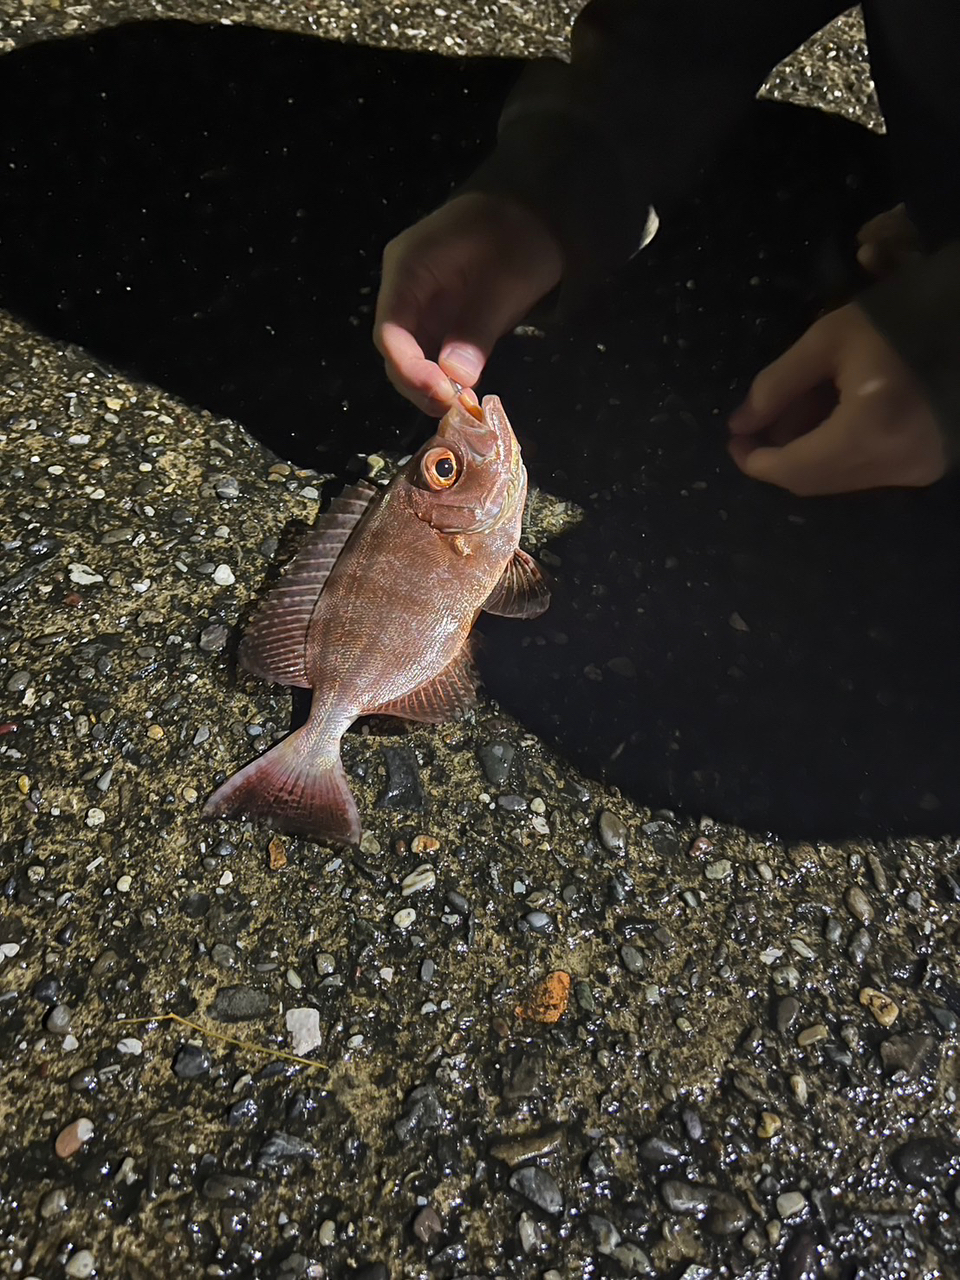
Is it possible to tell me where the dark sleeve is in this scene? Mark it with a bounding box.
[456,0,845,306]
[857,244,960,458]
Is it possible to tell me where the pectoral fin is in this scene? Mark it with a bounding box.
[365,644,480,724]
[483,548,550,619]
[239,482,377,687]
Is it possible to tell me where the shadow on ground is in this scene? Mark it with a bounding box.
[0,20,958,839]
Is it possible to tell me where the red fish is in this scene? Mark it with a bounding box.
[204,393,549,845]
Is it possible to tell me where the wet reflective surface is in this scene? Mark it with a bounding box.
[2,24,960,1280]
[1,22,957,839]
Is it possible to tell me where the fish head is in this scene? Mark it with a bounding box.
[400,392,527,536]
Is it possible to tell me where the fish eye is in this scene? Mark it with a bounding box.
[421,447,460,490]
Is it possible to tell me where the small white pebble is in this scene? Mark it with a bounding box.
[117,1038,142,1056]
[219,869,233,886]
[393,907,417,930]
[530,797,546,814]
[68,563,103,585]
[401,864,436,896]
[65,1249,96,1278]
[62,1035,79,1052]
[213,564,236,586]
[116,875,133,893]
[379,967,394,983]
[0,942,21,959]
[85,807,106,829]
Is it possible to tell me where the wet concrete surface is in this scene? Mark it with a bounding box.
[1,11,959,1280]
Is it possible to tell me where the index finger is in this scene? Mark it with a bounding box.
[729,316,838,436]
[731,407,864,496]
[375,319,456,416]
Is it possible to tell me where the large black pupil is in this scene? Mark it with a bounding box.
[435,456,455,480]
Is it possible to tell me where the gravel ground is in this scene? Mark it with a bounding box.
[1,4,958,1280]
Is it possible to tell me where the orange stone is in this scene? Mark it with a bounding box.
[515,970,572,1024]
[268,837,287,871]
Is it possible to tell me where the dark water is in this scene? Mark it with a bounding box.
[0,21,958,839]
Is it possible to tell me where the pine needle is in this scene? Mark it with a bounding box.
[117,1012,325,1070]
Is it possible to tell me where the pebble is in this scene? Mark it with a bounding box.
[705,859,732,880]
[508,1166,563,1215]
[199,622,229,652]
[588,1213,621,1253]
[412,1206,442,1243]
[377,746,424,811]
[401,864,436,896]
[848,929,871,965]
[211,985,270,1022]
[706,1191,751,1235]
[638,1135,682,1165]
[524,910,552,933]
[117,1037,142,1055]
[32,975,60,1005]
[518,1211,544,1254]
[212,564,236,586]
[116,875,133,893]
[56,1117,94,1158]
[790,1074,809,1105]
[65,1250,96,1278]
[844,885,873,925]
[477,740,514,786]
[173,1043,212,1079]
[891,1137,958,1185]
[39,1188,69,1218]
[46,1004,73,1034]
[212,944,238,969]
[598,809,627,853]
[393,907,416,930]
[776,1191,807,1219]
[85,807,106,829]
[490,1127,562,1167]
[776,996,800,1035]
[797,1024,828,1048]
[6,670,31,692]
[318,1219,336,1246]
[201,1174,261,1203]
[859,986,899,1027]
[757,1111,782,1139]
[660,1179,709,1215]
[880,1032,936,1077]
[285,1007,322,1056]
[620,944,646,976]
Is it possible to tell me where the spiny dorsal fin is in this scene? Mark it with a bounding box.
[238,481,377,687]
[364,643,480,724]
[482,548,551,619]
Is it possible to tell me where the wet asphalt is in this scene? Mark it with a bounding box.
[1,15,959,1280]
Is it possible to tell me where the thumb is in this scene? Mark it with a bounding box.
[439,274,550,388]
[729,315,838,436]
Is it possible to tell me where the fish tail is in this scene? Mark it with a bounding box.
[203,728,361,846]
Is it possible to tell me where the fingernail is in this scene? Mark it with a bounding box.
[440,344,483,384]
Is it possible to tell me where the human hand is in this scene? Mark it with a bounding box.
[374,192,563,415]
[727,303,948,496]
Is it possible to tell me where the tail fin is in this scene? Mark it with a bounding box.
[203,729,361,846]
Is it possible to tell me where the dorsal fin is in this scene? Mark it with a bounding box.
[238,481,377,687]
[364,642,480,724]
[483,548,551,619]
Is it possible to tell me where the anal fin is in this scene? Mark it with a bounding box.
[483,548,551,619]
[365,644,480,724]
